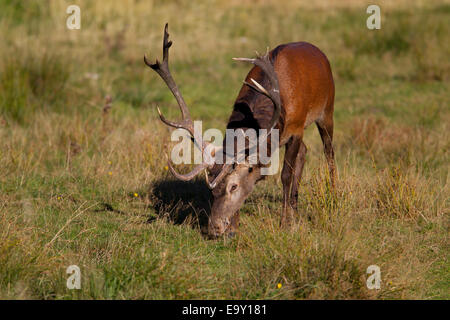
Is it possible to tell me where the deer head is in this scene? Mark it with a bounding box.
[145,24,281,238]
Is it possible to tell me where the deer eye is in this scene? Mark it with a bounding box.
[229,184,238,193]
[248,167,253,173]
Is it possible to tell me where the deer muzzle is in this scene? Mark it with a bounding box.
[207,217,231,238]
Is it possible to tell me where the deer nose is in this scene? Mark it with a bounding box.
[208,218,230,237]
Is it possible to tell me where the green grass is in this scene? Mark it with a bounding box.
[0,0,448,299]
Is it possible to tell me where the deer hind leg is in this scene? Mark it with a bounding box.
[281,136,302,227]
[316,118,336,188]
[289,140,307,213]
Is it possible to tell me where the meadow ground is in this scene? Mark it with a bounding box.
[0,0,448,299]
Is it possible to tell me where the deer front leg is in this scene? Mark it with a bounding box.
[281,136,301,227]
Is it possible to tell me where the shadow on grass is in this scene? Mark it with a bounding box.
[148,179,211,231]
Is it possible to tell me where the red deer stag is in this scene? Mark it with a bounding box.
[145,24,335,238]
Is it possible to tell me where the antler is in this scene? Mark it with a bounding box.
[145,23,209,181]
[144,23,195,137]
[232,51,282,131]
[168,159,210,181]
[205,163,232,189]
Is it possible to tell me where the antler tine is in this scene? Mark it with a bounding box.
[162,23,172,64]
[156,106,195,138]
[144,24,173,69]
[205,163,232,189]
[167,158,210,182]
[233,53,282,131]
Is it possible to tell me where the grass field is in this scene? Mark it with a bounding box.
[0,0,448,299]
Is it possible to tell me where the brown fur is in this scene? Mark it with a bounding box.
[208,42,336,236]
